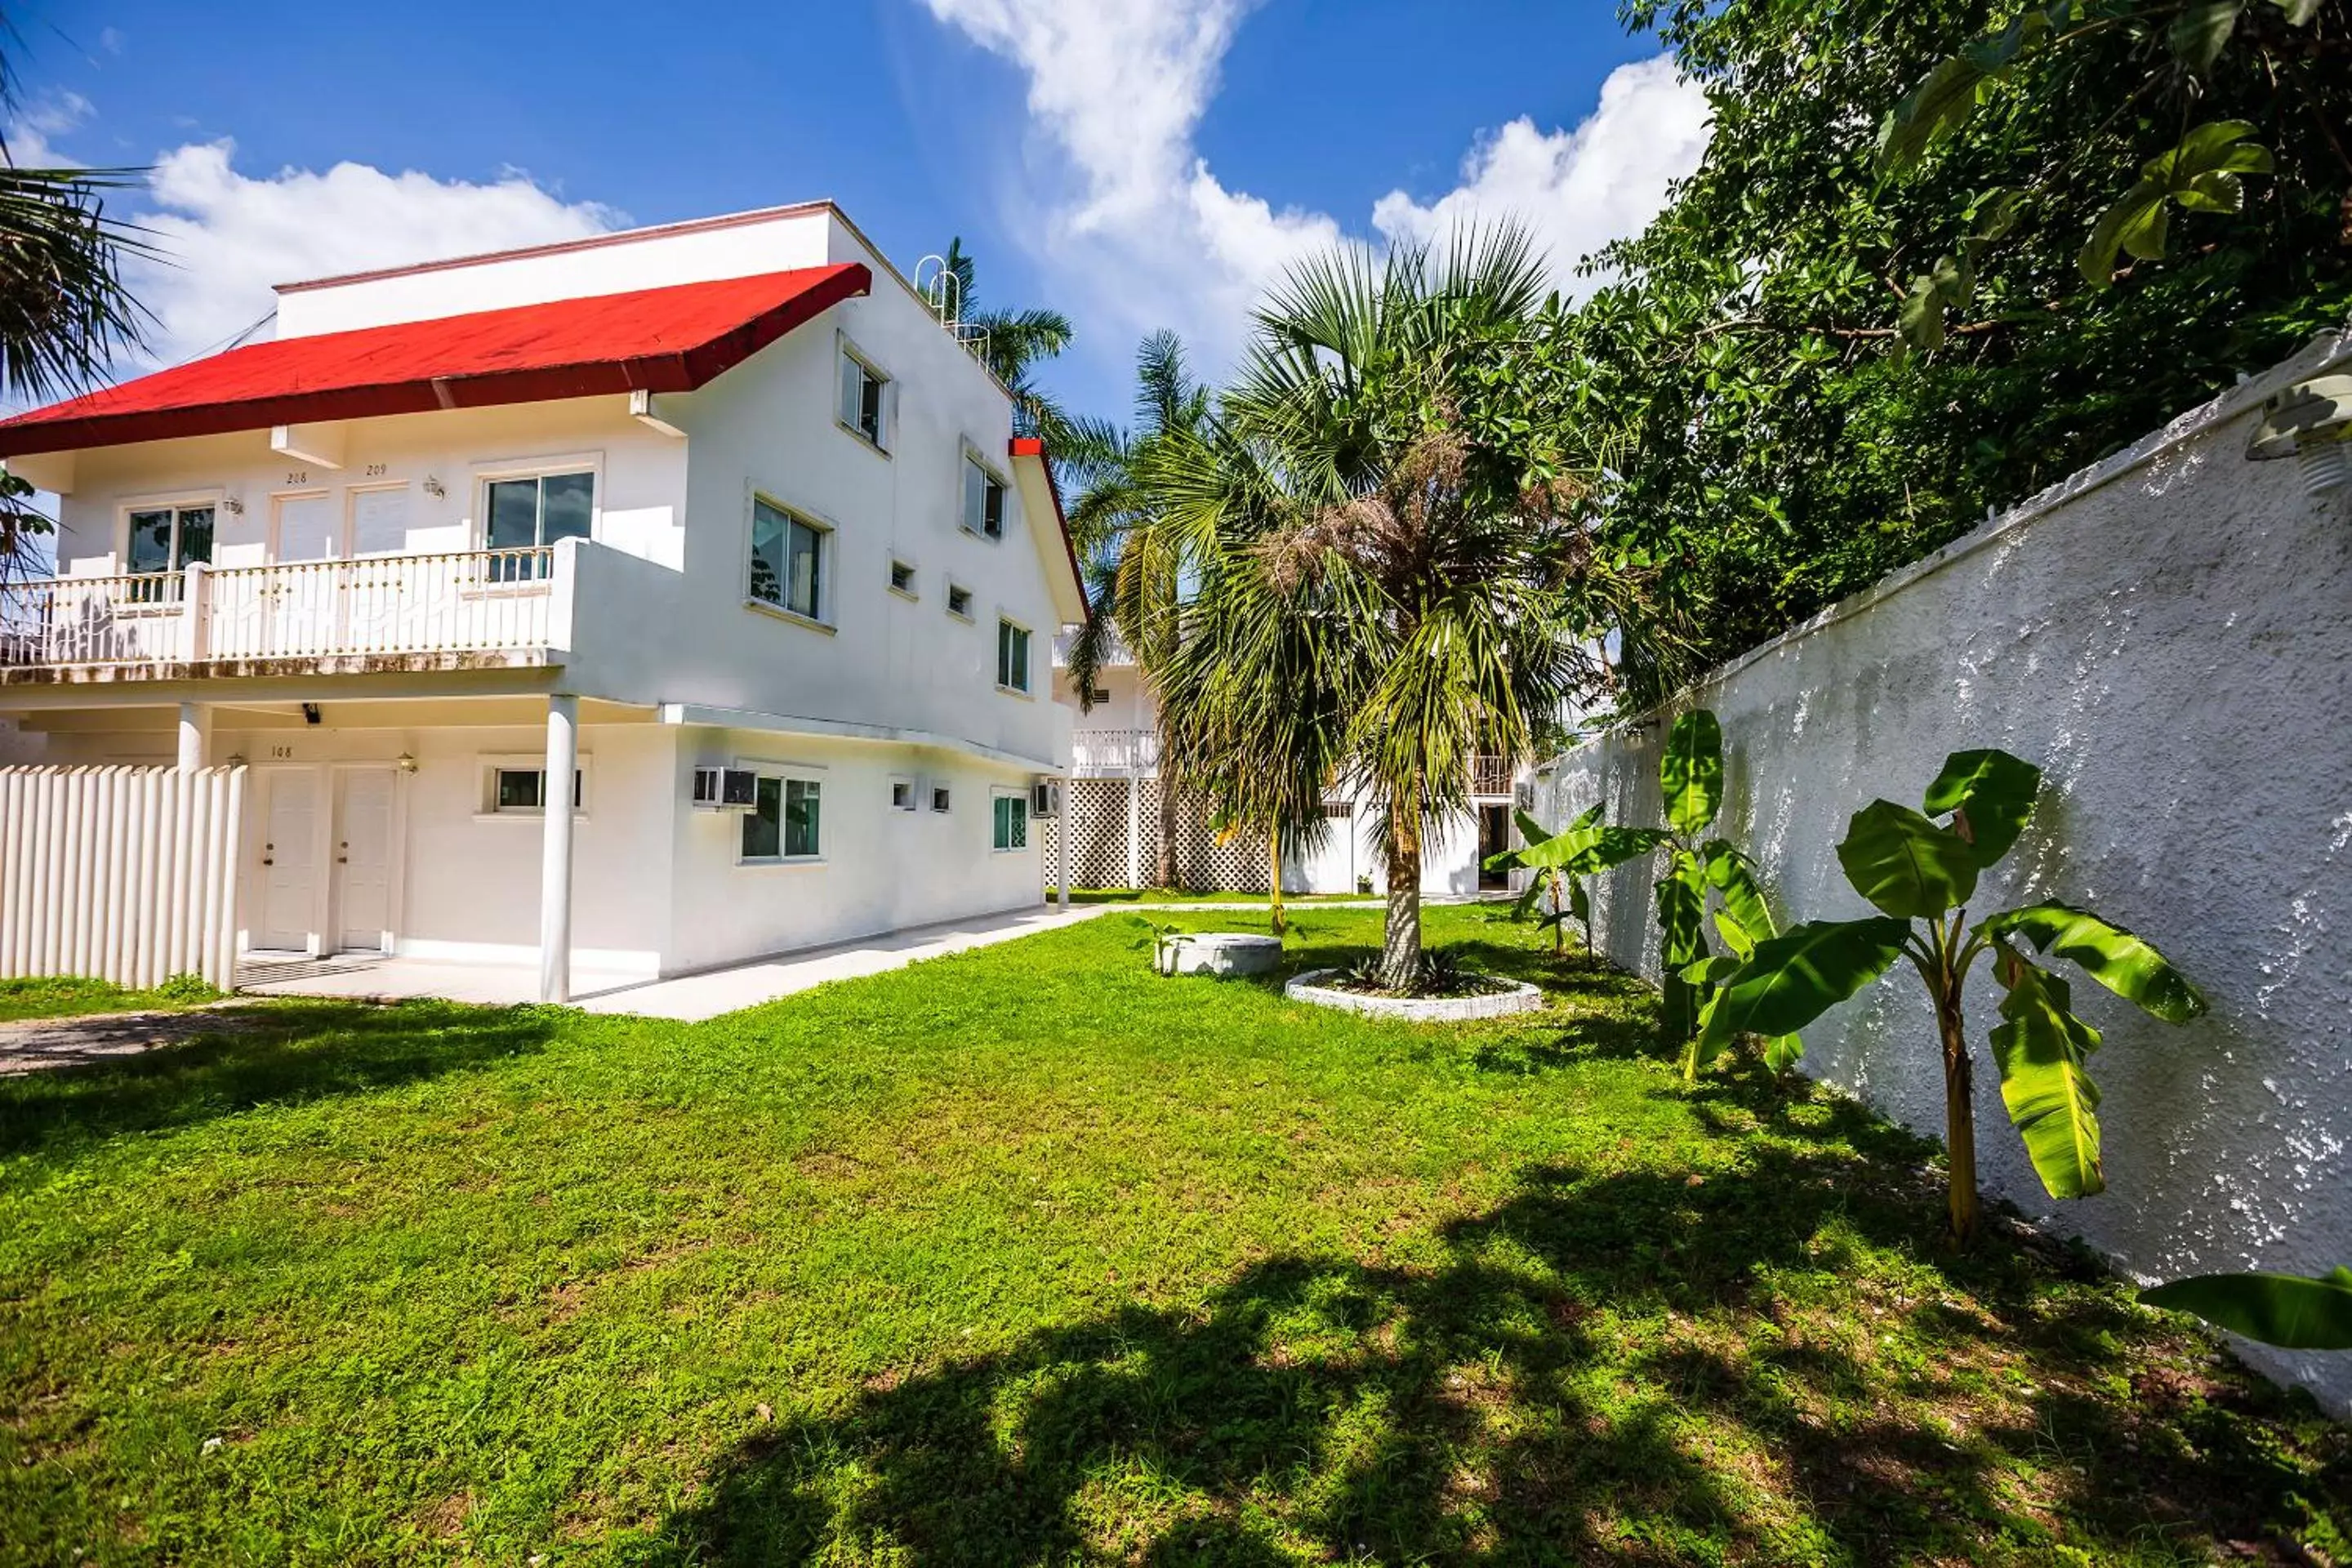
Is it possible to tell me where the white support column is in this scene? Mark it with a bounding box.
[175,702,211,772]
[1057,769,1073,908]
[538,693,578,1004]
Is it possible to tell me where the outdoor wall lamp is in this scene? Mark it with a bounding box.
[2246,372,2352,496]
[422,474,447,500]
[222,495,245,516]
[396,752,418,773]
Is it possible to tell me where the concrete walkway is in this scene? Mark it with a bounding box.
[234,904,1115,1021]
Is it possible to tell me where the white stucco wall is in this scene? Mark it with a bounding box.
[1533,328,2352,1411]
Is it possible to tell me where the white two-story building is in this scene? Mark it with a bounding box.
[0,203,1085,1000]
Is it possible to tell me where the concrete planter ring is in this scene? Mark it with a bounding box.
[1155,932,1285,978]
[1285,968,1544,1021]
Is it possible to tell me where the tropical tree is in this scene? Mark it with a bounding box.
[1160,227,1645,991]
[1565,0,2350,693]
[2142,1266,2352,1348]
[1063,331,1213,889]
[1484,803,1656,957]
[936,238,1081,448]
[0,29,152,583]
[1699,748,2206,1242]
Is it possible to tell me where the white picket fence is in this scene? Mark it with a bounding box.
[0,765,246,991]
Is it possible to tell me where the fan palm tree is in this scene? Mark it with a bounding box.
[1064,330,1210,887]
[1162,226,1641,989]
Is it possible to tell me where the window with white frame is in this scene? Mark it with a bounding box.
[946,582,974,620]
[888,558,917,598]
[484,470,594,570]
[749,497,826,620]
[991,790,1029,851]
[889,776,917,812]
[484,764,585,815]
[126,502,215,578]
[996,618,1031,693]
[931,784,953,813]
[838,345,890,449]
[741,771,822,861]
[960,453,1007,540]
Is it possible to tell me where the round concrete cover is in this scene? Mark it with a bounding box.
[1157,933,1284,977]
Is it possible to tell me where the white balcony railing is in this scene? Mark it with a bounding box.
[0,548,559,669]
[1071,727,1160,774]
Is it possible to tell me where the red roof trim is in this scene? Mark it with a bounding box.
[0,263,871,459]
[1010,435,1089,612]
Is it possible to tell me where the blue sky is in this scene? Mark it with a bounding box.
[16,0,1708,426]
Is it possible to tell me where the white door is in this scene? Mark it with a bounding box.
[333,767,395,954]
[259,770,320,953]
[269,493,343,657]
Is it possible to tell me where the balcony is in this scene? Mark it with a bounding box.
[1071,727,1160,775]
[0,548,564,679]
[1472,755,1515,797]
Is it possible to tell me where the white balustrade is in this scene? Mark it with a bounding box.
[0,547,559,667]
[1071,728,1160,774]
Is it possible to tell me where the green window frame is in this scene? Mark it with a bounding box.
[992,791,1028,852]
[996,618,1031,693]
[741,774,822,862]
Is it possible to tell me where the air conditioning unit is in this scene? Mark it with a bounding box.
[1031,779,1062,817]
[691,766,759,811]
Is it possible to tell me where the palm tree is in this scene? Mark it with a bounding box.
[1147,415,1347,931]
[1164,227,1641,990]
[1064,331,1211,889]
[0,22,152,582]
[937,238,1080,450]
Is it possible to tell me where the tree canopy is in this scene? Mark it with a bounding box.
[1565,0,2350,704]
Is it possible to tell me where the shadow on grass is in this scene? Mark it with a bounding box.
[656,1126,2346,1565]
[0,1001,558,1157]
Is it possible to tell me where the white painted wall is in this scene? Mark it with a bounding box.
[1532,329,2352,1413]
[6,203,1078,974]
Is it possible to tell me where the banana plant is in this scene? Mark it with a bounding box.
[1482,803,1661,956]
[1650,710,1802,1082]
[2141,1266,2352,1350]
[1700,747,2207,1243]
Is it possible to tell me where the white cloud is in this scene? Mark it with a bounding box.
[1370,57,1713,292]
[918,0,1709,374]
[124,141,624,366]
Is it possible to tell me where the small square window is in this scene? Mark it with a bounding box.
[931,785,952,813]
[996,619,1032,694]
[888,559,917,598]
[750,498,825,620]
[992,792,1029,852]
[890,777,916,812]
[839,347,889,449]
[946,583,974,620]
[961,455,1006,539]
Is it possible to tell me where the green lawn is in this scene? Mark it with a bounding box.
[1,907,2342,1565]
[1060,888,1377,905]
[0,975,221,1023]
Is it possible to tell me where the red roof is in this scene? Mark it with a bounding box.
[0,262,872,457]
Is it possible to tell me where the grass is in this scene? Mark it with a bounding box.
[1061,887,1381,905]
[0,974,221,1023]
[0,906,2342,1564]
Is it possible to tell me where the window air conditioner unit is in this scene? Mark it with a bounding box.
[692,766,760,811]
[1031,779,1062,818]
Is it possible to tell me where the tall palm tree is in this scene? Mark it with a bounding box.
[1065,330,1210,889]
[1164,227,1642,989]
[0,20,152,582]
[938,238,1080,450]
